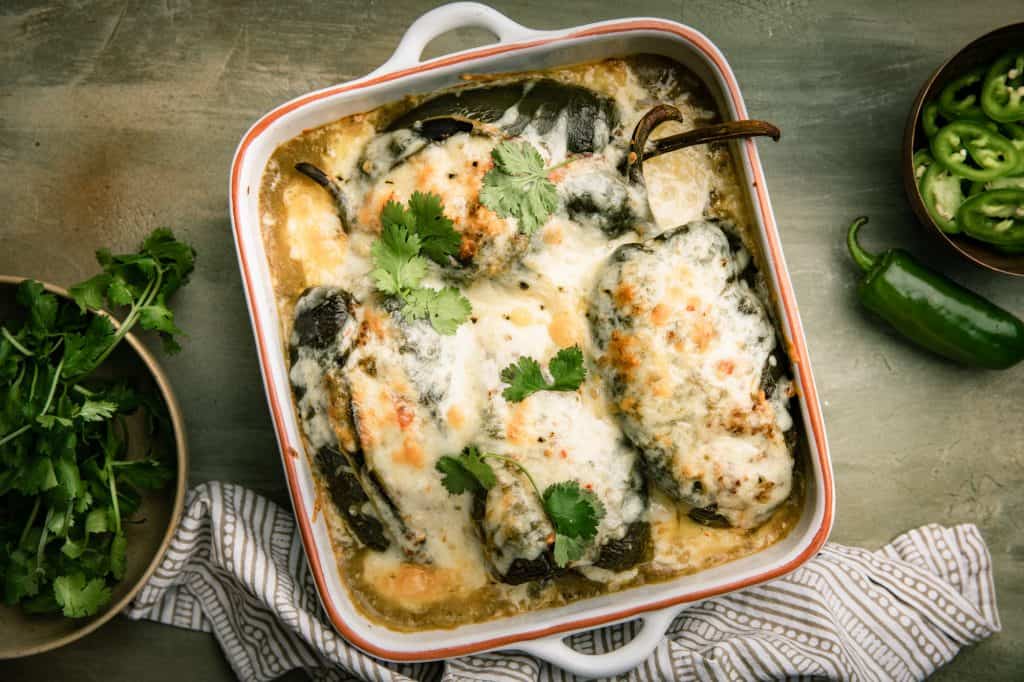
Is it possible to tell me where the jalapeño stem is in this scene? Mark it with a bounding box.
[847,217,878,273]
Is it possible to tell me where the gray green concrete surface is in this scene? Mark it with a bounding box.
[1,1,1021,679]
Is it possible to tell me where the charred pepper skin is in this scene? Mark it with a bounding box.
[847,217,1024,369]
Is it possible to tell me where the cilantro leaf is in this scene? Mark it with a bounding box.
[370,222,427,295]
[400,287,435,320]
[500,356,546,402]
[53,573,112,618]
[61,314,117,379]
[85,508,109,535]
[106,276,134,306]
[547,346,587,390]
[435,456,480,495]
[52,449,84,505]
[543,481,605,542]
[138,304,185,354]
[380,200,417,232]
[16,280,58,337]
[76,399,118,422]
[62,537,86,559]
[141,228,196,296]
[36,414,73,429]
[426,287,472,335]
[480,141,559,235]
[15,455,58,495]
[553,533,586,567]
[69,273,112,312]
[457,447,497,490]
[369,195,471,336]
[407,191,462,264]
[500,346,587,402]
[4,550,40,603]
[436,446,498,495]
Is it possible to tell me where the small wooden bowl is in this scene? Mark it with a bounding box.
[0,276,187,659]
[903,22,1024,277]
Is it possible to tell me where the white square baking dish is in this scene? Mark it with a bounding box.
[229,3,833,677]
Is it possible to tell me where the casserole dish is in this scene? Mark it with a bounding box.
[229,3,833,676]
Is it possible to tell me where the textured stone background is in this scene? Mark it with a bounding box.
[1,1,1021,679]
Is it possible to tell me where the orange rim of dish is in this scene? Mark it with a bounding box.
[230,19,833,662]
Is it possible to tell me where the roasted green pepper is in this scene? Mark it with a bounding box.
[956,188,1024,253]
[938,68,988,121]
[846,217,1024,369]
[981,50,1024,123]
[931,120,1020,181]
[919,162,965,233]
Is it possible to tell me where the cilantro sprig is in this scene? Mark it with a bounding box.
[369,192,471,335]
[479,141,562,236]
[0,228,189,618]
[500,346,587,402]
[68,228,196,366]
[436,446,605,567]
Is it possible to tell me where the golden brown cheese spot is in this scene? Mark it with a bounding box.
[607,330,642,378]
[543,222,564,245]
[362,307,387,339]
[357,190,396,230]
[614,282,637,310]
[649,374,672,398]
[716,359,736,378]
[393,436,425,468]
[690,316,717,352]
[395,399,415,430]
[650,303,671,326]
[459,205,506,258]
[509,307,533,326]
[505,403,528,445]
[548,310,580,348]
[447,405,465,430]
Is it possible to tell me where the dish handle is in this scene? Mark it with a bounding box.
[514,606,682,680]
[369,2,550,76]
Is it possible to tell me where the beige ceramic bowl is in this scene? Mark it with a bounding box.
[0,276,187,659]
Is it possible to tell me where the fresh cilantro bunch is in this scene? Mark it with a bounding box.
[369,192,472,335]
[479,141,561,235]
[436,446,605,567]
[0,228,192,618]
[500,346,587,402]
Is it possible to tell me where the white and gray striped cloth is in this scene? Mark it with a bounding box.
[125,482,1000,681]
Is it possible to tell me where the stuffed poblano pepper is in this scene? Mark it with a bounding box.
[846,217,1024,369]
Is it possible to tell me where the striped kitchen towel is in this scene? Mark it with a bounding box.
[125,482,1000,681]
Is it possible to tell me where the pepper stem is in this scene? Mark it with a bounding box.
[846,217,877,272]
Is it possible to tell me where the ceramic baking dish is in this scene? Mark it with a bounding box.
[229,3,834,676]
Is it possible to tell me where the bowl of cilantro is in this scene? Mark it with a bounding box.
[0,229,192,658]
